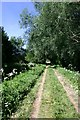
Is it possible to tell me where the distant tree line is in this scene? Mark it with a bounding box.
[19,2,80,72]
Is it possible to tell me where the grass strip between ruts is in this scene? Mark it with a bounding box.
[38,67,78,118]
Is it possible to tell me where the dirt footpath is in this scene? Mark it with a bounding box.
[30,66,48,118]
[54,69,80,113]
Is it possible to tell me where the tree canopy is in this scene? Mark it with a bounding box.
[19,2,80,72]
[1,27,26,74]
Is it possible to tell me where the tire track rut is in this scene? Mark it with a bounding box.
[54,69,80,113]
[30,66,48,118]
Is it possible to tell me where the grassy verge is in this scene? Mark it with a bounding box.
[2,64,46,119]
[11,73,43,118]
[38,67,78,118]
[56,67,79,94]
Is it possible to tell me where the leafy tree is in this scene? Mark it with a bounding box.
[1,27,27,75]
[19,2,80,71]
[2,27,13,68]
[10,36,26,63]
[0,27,2,69]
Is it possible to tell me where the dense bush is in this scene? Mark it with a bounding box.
[2,64,46,119]
[12,63,29,73]
[2,63,30,80]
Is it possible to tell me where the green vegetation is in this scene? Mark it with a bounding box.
[11,73,43,118]
[1,27,27,77]
[2,64,45,119]
[1,2,80,119]
[38,67,78,118]
[19,2,80,72]
[1,3,80,73]
[57,67,79,94]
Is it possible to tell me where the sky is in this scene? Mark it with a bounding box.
[1,2,37,40]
